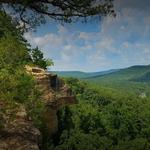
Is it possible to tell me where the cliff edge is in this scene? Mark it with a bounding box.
[0,66,76,149]
[27,66,77,135]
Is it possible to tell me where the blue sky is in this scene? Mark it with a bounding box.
[25,0,150,72]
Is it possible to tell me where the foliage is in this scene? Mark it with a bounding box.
[0,11,20,37]
[25,86,45,128]
[44,78,150,150]
[31,46,54,69]
[0,36,30,69]
[0,0,115,30]
[0,12,45,130]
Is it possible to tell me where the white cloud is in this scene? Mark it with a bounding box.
[24,32,63,48]
[78,32,96,41]
[24,0,150,71]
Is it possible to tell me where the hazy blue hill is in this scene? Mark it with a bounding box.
[86,65,150,81]
[50,71,88,78]
[50,65,150,96]
[50,69,118,79]
[85,65,150,96]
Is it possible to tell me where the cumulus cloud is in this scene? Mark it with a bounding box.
[25,0,150,71]
[24,32,63,48]
[93,0,150,68]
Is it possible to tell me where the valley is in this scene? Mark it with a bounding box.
[53,65,150,98]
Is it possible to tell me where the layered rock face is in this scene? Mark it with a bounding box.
[0,103,41,150]
[0,66,76,149]
[27,66,77,135]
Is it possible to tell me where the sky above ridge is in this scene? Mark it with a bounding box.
[25,0,150,72]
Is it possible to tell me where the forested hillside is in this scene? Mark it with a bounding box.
[132,72,150,82]
[45,78,150,150]
[85,65,150,97]
[53,65,150,98]
[51,69,118,79]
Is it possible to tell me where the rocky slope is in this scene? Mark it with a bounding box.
[0,102,41,150]
[0,66,76,149]
[29,66,77,135]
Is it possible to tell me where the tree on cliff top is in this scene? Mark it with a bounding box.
[31,47,54,69]
[0,0,115,30]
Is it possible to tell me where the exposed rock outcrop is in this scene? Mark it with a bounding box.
[26,66,77,135]
[0,66,76,149]
[0,102,41,150]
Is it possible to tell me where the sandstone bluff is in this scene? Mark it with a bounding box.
[0,66,77,150]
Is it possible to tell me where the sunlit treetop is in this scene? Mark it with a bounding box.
[0,0,115,31]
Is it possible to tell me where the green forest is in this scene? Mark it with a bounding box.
[0,1,150,150]
[48,77,150,150]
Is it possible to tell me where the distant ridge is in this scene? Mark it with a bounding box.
[85,64,150,83]
[49,65,150,96]
[84,69,119,79]
[81,64,150,96]
[49,69,119,79]
[49,65,150,82]
[127,64,150,69]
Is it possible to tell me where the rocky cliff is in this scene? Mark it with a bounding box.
[0,66,76,149]
[28,66,77,135]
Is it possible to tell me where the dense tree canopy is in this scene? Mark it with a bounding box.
[52,78,150,150]
[0,0,115,30]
